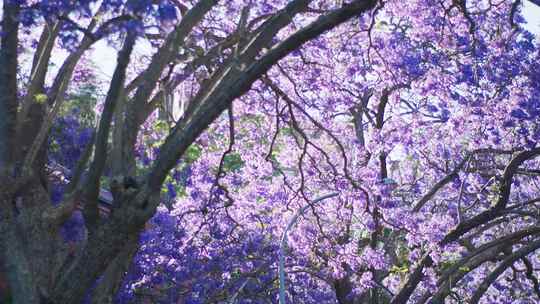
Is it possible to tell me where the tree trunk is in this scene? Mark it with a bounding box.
[91,235,139,304]
[1,220,40,304]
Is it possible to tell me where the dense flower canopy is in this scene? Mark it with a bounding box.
[1,0,540,303]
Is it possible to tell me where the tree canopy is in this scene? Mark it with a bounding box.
[1,0,540,303]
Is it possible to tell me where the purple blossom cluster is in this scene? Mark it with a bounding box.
[9,0,540,303]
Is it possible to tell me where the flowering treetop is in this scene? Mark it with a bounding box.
[1,0,540,303]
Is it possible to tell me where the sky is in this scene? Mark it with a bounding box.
[523,1,540,33]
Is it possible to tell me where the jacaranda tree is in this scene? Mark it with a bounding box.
[1,0,540,303]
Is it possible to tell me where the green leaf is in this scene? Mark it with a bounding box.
[154,120,169,132]
[382,227,393,238]
[34,93,47,104]
[390,264,409,274]
[458,266,470,272]
[184,144,202,164]
[223,152,244,172]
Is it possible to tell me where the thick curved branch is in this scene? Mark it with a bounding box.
[17,21,61,127]
[443,147,540,244]
[142,0,378,224]
[83,33,136,229]
[20,11,110,170]
[470,239,540,303]
[424,226,540,303]
[170,0,314,130]
[393,148,540,303]
[121,0,218,175]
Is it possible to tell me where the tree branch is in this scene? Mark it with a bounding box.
[121,0,218,175]
[145,0,378,197]
[17,20,61,127]
[83,32,137,229]
[393,147,540,303]
[0,1,20,168]
[470,239,540,303]
[443,147,540,244]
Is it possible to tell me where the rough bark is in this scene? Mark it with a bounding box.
[0,1,20,169]
[90,236,139,304]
